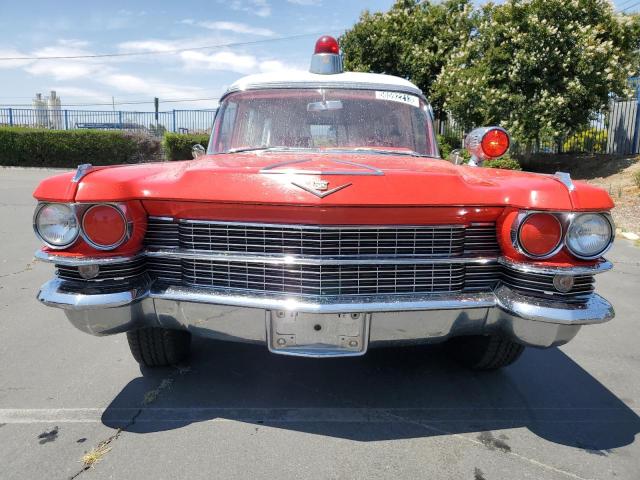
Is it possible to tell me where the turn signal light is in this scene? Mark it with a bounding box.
[82,204,127,250]
[518,213,562,258]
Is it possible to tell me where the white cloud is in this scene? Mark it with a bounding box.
[0,48,34,69]
[48,86,112,103]
[180,50,305,76]
[180,50,258,74]
[23,43,106,80]
[228,0,271,17]
[118,40,177,53]
[99,73,207,100]
[181,20,274,37]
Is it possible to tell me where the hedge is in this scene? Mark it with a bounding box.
[0,127,162,168]
[163,132,210,161]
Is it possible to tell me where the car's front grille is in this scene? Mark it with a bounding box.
[180,260,465,296]
[148,219,485,257]
[56,218,596,303]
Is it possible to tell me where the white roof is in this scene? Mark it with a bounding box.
[227,71,423,97]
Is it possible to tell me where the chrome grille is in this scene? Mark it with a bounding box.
[55,258,146,283]
[501,268,594,302]
[144,218,179,249]
[146,218,500,257]
[179,222,466,257]
[181,260,464,296]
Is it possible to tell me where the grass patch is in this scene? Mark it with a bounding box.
[82,440,114,468]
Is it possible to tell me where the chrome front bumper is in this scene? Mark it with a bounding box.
[37,277,614,352]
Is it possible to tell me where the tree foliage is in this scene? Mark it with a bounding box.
[432,0,637,145]
[340,0,476,112]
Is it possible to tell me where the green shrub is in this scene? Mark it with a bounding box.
[563,128,607,153]
[163,132,210,161]
[0,127,161,168]
[437,134,452,158]
[634,170,640,189]
[436,132,464,159]
[484,154,522,170]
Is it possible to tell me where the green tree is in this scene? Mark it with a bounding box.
[432,0,636,150]
[340,0,476,114]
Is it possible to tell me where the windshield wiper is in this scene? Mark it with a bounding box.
[226,146,308,154]
[338,148,428,157]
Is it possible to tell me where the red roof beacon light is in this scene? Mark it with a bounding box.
[314,35,340,54]
[310,35,343,75]
[464,126,510,167]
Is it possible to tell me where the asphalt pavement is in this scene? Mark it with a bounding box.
[1,167,639,479]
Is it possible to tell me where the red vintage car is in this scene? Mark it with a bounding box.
[33,36,614,370]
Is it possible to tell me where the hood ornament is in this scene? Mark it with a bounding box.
[292,180,352,198]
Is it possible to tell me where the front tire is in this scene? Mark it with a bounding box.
[126,328,191,367]
[446,334,525,370]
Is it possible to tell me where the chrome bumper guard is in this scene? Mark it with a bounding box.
[37,271,614,353]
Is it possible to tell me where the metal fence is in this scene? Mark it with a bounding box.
[3,98,640,155]
[0,108,217,135]
[434,96,640,156]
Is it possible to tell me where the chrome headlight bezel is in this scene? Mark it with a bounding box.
[33,203,80,249]
[565,213,615,260]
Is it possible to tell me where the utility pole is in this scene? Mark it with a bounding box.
[154,97,159,134]
[112,96,115,112]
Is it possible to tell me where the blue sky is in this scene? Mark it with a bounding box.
[0,0,637,111]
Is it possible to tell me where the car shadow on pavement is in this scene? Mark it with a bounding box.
[102,338,640,451]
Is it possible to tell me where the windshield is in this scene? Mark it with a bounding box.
[209,88,437,156]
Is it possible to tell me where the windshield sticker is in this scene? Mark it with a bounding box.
[375,91,419,107]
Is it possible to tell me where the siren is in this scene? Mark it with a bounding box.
[309,35,343,75]
[464,127,510,167]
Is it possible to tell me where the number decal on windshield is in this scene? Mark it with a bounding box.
[375,91,419,107]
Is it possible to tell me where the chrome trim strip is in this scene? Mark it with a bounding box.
[36,247,498,267]
[150,285,496,314]
[259,158,385,176]
[71,163,93,183]
[224,82,425,98]
[498,257,612,275]
[145,248,498,266]
[553,171,575,192]
[178,219,466,229]
[35,249,141,266]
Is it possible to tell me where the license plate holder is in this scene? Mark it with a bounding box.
[267,311,370,357]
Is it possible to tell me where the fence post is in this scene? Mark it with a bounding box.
[8,108,13,126]
[172,110,176,133]
[118,111,123,125]
[633,87,640,155]
[64,110,68,130]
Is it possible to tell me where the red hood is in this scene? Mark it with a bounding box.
[34,152,613,211]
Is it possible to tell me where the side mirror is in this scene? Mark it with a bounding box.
[464,127,510,167]
[191,144,206,159]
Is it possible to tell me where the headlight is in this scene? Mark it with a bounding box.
[566,213,613,259]
[34,203,79,248]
